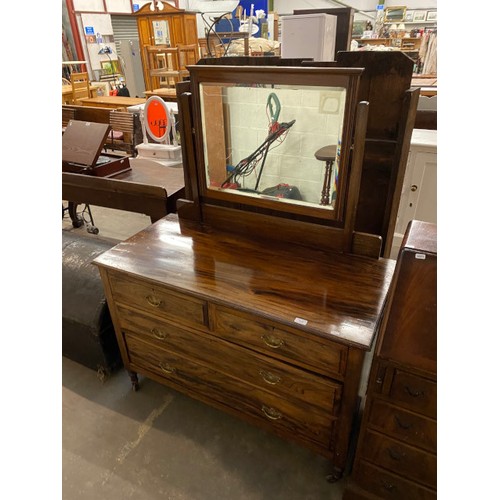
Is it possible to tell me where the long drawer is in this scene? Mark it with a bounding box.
[354,460,436,500]
[358,429,436,488]
[210,304,347,379]
[126,334,335,452]
[366,398,436,452]
[118,304,342,414]
[108,272,208,329]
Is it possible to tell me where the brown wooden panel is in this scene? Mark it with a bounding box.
[126,334,335,451]
[118,305,341,413]
[366,398,436,452]
[359,430,436,488]
[108,272,208,328]
[211,305,347,379]
[378,221,437,372]
[353,460,436,500]
[94,217,395,351]
[385,369,436,418]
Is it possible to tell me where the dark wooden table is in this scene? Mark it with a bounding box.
[62,158,185,226]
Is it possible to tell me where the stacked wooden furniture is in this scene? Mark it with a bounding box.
[133,2,198,93]
[93,64,407,480]
[70,71,91,104]
[343,220,437,499]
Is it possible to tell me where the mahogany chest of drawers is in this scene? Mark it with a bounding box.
[93,217,395,479]
[344,220,437,498]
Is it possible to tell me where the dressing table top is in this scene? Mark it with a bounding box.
[94,217,395,350]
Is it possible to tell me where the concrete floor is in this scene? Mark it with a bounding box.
[62,205,349,499]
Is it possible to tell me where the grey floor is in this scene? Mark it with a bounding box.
[62,205,349,499]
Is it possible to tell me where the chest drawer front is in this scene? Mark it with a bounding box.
[367,399,436,452]
[354,460,436,500]
[359,430,436,488]
[118,305,341,414]
[108,273,207,328]
[211,305,347,379]
[126,335,334,452]
[386,369,436,418]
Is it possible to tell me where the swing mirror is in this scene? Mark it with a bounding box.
[190,66,363,221]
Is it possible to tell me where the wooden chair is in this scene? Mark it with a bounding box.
[177,44,200,72]
[70,72,91,105]
[144,45,181,91]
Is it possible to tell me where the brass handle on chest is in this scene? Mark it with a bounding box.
[381,480,395,492]
[261,334,284,349]
[259,370,281,385]
[151,328,168,340]
[159,362,176,374]
[146,294,162,307]
[261,405,282,420]
[404,385,424,398]
[394,414,412,430]
[387,447,406,461]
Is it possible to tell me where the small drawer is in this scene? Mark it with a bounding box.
[387,370,436,418]
[126,335,334,453]
[367,398,436,452]
[354,460,436,500]
[359,430,436,488]
[211,305,347,379]
[118,305,342,415]
[108,272,207,329]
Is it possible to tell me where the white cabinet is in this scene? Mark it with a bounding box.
[390,129,437,259]
[280,13,337,61]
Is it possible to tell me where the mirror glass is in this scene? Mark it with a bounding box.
[200,82,347,210]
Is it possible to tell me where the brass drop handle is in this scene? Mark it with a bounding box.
[151,328,168,340]
[261,334,285,349]
[159,362,176,374]
[261,405,282,420]
[405,385,424,398]
[381,480,395,492]
[146,294,162,307]
[411,184,418,192]
[394,414,412,430]
[259,370,281,385]
[387,447,406,461]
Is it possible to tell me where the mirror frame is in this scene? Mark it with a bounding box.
[188,65,363,224]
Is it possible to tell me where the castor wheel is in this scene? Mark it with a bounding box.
[87,225,99,235]
[72,217,84,229]
[129,372,139,391]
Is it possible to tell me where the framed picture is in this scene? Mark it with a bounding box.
[100,59,121,75]
[426,11,437,21]
[405,10,415,22]
[384,6,407,23]
[413,11,426,22]
[352,20,366,37]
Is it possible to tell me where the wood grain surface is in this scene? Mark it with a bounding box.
[94,217,395,349]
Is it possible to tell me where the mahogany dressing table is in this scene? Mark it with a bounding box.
[93,65,397,480]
